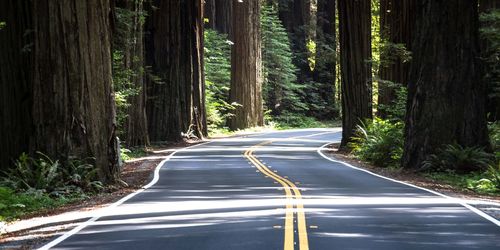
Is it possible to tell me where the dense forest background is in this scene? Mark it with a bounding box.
[0,0,499,220]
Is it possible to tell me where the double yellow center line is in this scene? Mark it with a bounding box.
[244,141,309,250]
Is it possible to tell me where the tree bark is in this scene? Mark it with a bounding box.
[31,0,119,183]
[145,0,207,142]
[313,0,337,119]
[0,0,32,171]
[338,0,373,148]
[403,0,490,170]
[378,0,414,117]
[229,0,264,130]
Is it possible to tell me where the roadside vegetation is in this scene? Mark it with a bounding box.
[344,6,500,197]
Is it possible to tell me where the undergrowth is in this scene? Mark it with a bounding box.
[0,153,103,222]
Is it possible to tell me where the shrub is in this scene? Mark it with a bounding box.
[487,162,500,189]
[273,112,333,129]
[422,144,495,173]
[489,122,500,154]
[1,153,103,196]
[0,187,75,222]
[349,118,404,168]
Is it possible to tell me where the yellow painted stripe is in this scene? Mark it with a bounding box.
[244,150,295,250]
[245,141,309,250]
[247,151,309,250]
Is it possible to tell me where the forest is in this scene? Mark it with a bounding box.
[0,0,499,229]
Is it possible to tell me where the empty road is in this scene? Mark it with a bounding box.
[40,129,500,250]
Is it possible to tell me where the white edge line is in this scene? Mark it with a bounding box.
[316,142,500,227]
[37,141,212,250]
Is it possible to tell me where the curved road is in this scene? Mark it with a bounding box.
[40,129,500,249]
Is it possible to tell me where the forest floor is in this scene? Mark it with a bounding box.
[326,143,500,221]
[0,140,203,250]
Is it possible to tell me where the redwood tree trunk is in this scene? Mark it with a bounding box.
[338,0,373,147]
[403,0,490,170]
[313,0,337,119]
[229,0,264,130]
[0,0,32,171]
[31,0,119,183]
[145,0,207,142]
[378,0,414,117]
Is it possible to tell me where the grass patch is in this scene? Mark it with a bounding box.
[423,171,499,195]
[120,147,149,161]
[0,187,81,222]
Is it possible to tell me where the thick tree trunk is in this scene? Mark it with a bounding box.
[229,0,263,130]
[338,0,373,148]
[145,0,207,142]
[115,0,150,147]
[31,0,119,183]
[313,0,337,119]
[479,0,500,121]
[378,0,414,117]
[0,0,32,171]
[403,0,490,170]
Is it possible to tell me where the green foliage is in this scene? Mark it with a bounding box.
[112,5,144,138]
[422,144,495,173]
[349,118,404,168]
[261,5,305,115]
[377,84,408,122]
[424,171,499,194]
[489,122,500,154]
[0,153,103,196]
[378,41,412,68]
[112,51,141,138]
[272,112,339,130]
[0,187,77,222]
[120,147,148,161]
[0,21,5,30]
[204,29,237,131]
[486,162,500,190]
[1,153,64,193]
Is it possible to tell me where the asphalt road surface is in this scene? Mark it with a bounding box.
[40,129,500,250]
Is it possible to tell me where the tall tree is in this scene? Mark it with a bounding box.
[313,0,337,119]
[338,0,373,147]
[377,0,414,118]
[145,0,207,142]
[114,0,150,146]
[31,0,119,182]
[403,0,490,170]
[229,0,264,130]
[205,0,232,35]
[0,0,32,171]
